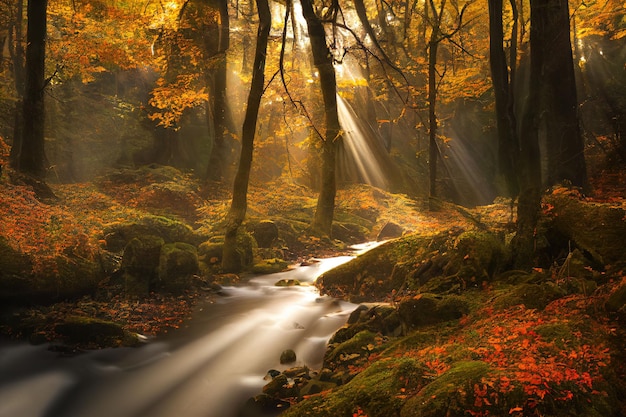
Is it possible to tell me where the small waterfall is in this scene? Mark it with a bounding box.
[336,94,390,190]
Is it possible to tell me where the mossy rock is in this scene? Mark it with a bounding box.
[545,193,626,266]
[121,235,164,277]
[54,316,141,348]
[377,221,404,241]
[280,349,297,364]
[446,230,508,283]
[324,330,377,369]
[282,357,427,417]
[398,293,470,330]
[493,282,566,310]
[0,237,103,304]
[104,215,203,252]
[156,242,199,293]
[331,222,368,244]
[400,361,494,417]
[253,258,289,274]
[317,233,435,302]
[275,278,301,287]
[248,220,279,248]
[606,278,626,316]
[262,373,299,398]
[198,241,223,264]
[222,229,258,273]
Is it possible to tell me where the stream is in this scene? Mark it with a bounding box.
[0,243,379,417]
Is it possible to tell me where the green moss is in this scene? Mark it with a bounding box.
[534,322,578,350]
[400,361,493,417]
[493,282,566,310]
[283,357,427,417]
[157,242,198,293]
[324,330,377,367]
[253,258,289,274]
[54,316,141,348]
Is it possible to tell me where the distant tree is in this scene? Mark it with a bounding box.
[222,0,270,272]
[205,0,230,181]
[14,0,48,179]
[425,0,469,202]
[300,0,342,237]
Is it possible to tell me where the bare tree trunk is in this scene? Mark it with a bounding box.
[488,0,519,196]
[207,0,230,181]
[16,0,48,179]
[9,0,26,168]
[512,0,546,268]
[301,0,341,237]
[428,36,439,201]
[222,0,271,272]
[538,0,587,188]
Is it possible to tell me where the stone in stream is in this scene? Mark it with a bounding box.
[280,349,297,364]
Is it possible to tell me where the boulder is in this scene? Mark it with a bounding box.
[398,293,470,330]
[54,316,142,348]
[250,220,279,248]
[377,221,404,241]
[104,215,203,252]
[280,349,297,364]
[157,242,199,293]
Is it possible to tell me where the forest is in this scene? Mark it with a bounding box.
[0,0,625,416]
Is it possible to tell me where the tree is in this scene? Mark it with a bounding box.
[488,0,519,196]
[205,0,230,181]
[537,0,587,188]
[425,0,469,202]
[14,0,48,179]
[301,0,342,237]
[222,0,271,272]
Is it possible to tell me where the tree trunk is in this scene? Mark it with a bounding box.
[222,0,270,272]
[537,0,587,188]
[428,38,439,201]
[488,0,519,196]
[512,0,545,269]
[16,0,47,179]
[301,0,341,237]
[206,0,230,181]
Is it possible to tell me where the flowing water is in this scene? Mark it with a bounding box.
[0,245,381,417]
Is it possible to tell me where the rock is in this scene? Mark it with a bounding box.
[104,215,203,252]
[545,192,626,267]
[494,282,566,311]
[54,316,141,348]
[280,349,297,364]
[262,374,298,398]
[198,241,223,265]
[157,242,199,293]
[377,221,404,241]
[400,361,493,417]
[331,222,368,243]
[121,235,164,276]
[0,237,103,304]
[275,279,301,287]
[250,220,279,248]
[397,293,470,330]
[606,278,626,316]
[252,258,289,274]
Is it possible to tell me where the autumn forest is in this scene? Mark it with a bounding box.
[0,0,625,416]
